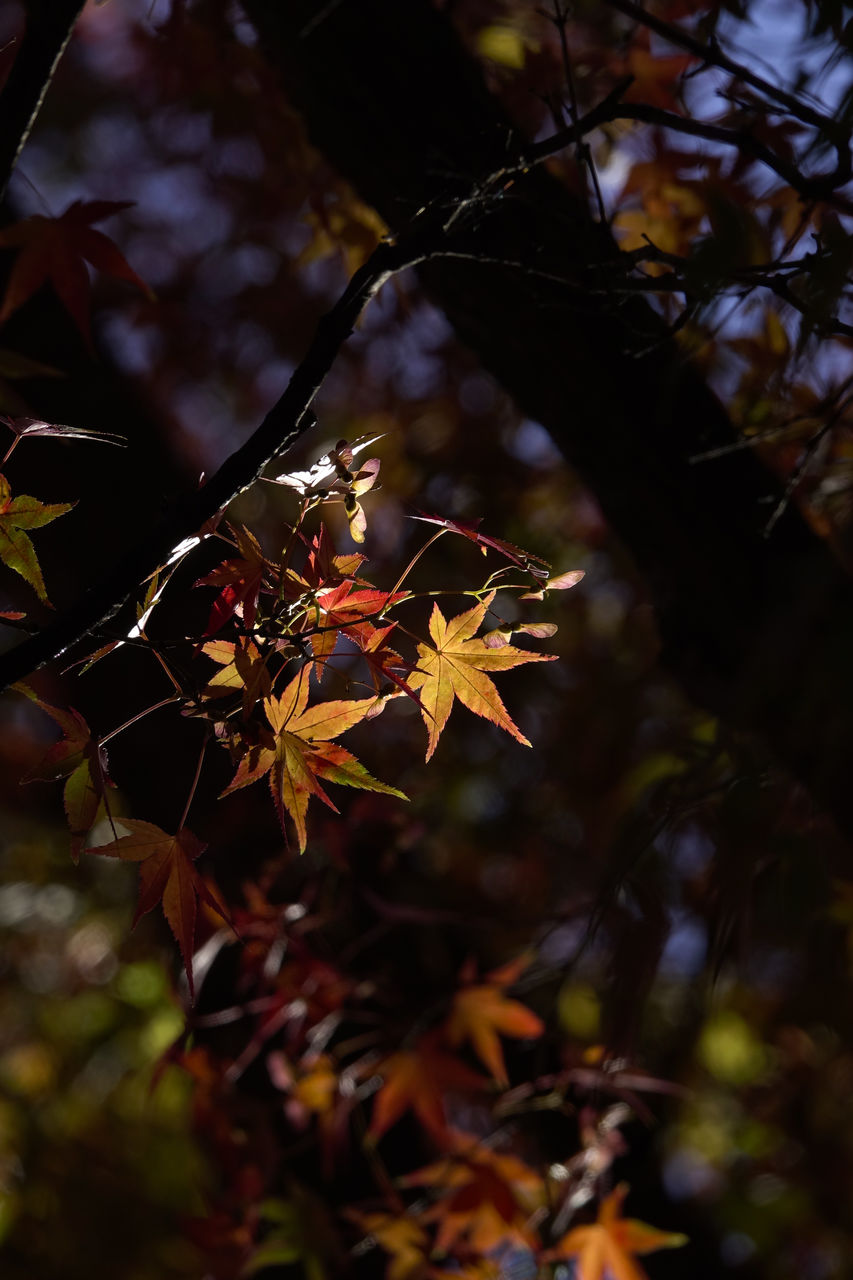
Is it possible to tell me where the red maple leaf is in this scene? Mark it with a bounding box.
[87,820,231,997]
[195,524,269,639]
[410,512,550,578]
[0,200,152,348]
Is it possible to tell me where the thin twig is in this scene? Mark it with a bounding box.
[178,728,209,831]
[0,2,86,201]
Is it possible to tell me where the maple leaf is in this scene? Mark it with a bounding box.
[195,524,268,639]
[223,666,405,852]
[0,200,152,348]
[0,473,74,605]
[347,1212,429,1280]
[445,957,544,1086]
[410,512,550,578]
[369,1033,486,1141]
[407,593,557,761]
[301,581,410,679]
[299,522,367,587]
[403,1134,544,1254]
[357,622,424,708]
[545,1185,687,1280]
[87,820,231,998]
[0,413,127,449]
[21,691,113,861]
[201,638,272,718]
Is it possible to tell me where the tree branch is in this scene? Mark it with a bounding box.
[0,0,86,201]
[0,229,433,690]
[523,99,851,204]
[234,0,853,847]
[602,0,846,138]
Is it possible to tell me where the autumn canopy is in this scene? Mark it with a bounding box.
[0,2,852,1279]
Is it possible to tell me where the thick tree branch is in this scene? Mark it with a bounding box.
[236,0,853,846]
[0,0,86,201]
[0,232,432,687]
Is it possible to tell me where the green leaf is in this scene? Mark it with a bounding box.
[0,473,74,604]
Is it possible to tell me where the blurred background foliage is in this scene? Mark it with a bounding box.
[1,1,853,1278]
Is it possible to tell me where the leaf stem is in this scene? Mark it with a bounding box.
[389,529,447,597]
[1,436,20,467]
[178,729,209,831]
[100,695,178,747]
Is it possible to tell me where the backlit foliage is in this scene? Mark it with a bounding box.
[1,1,853,1278]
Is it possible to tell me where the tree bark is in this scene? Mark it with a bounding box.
[240,0,853,844]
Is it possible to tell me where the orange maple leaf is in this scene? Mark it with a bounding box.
[87,820,231,997]
[0,200,152,348]
[223,666,405,852]
[408,593,556,760]
[369,1034,486,1141]
[403,1133,543,1253]
[545,1185,687,1280]
[445,957,544,1086]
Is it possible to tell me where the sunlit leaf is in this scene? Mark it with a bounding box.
[223,666,405,851]
[0,473,74,604]
[408,593,557,760]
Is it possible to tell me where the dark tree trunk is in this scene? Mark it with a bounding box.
[240,0,853,845]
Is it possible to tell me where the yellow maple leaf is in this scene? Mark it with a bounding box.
[408,592,556,760]
[223,666,405,851]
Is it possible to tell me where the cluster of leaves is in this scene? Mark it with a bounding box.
[7,424,580,983]
[462,0,853,540]
[174,883,689,1280]
[5,1,853,1276]
[0,407,695,1278]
